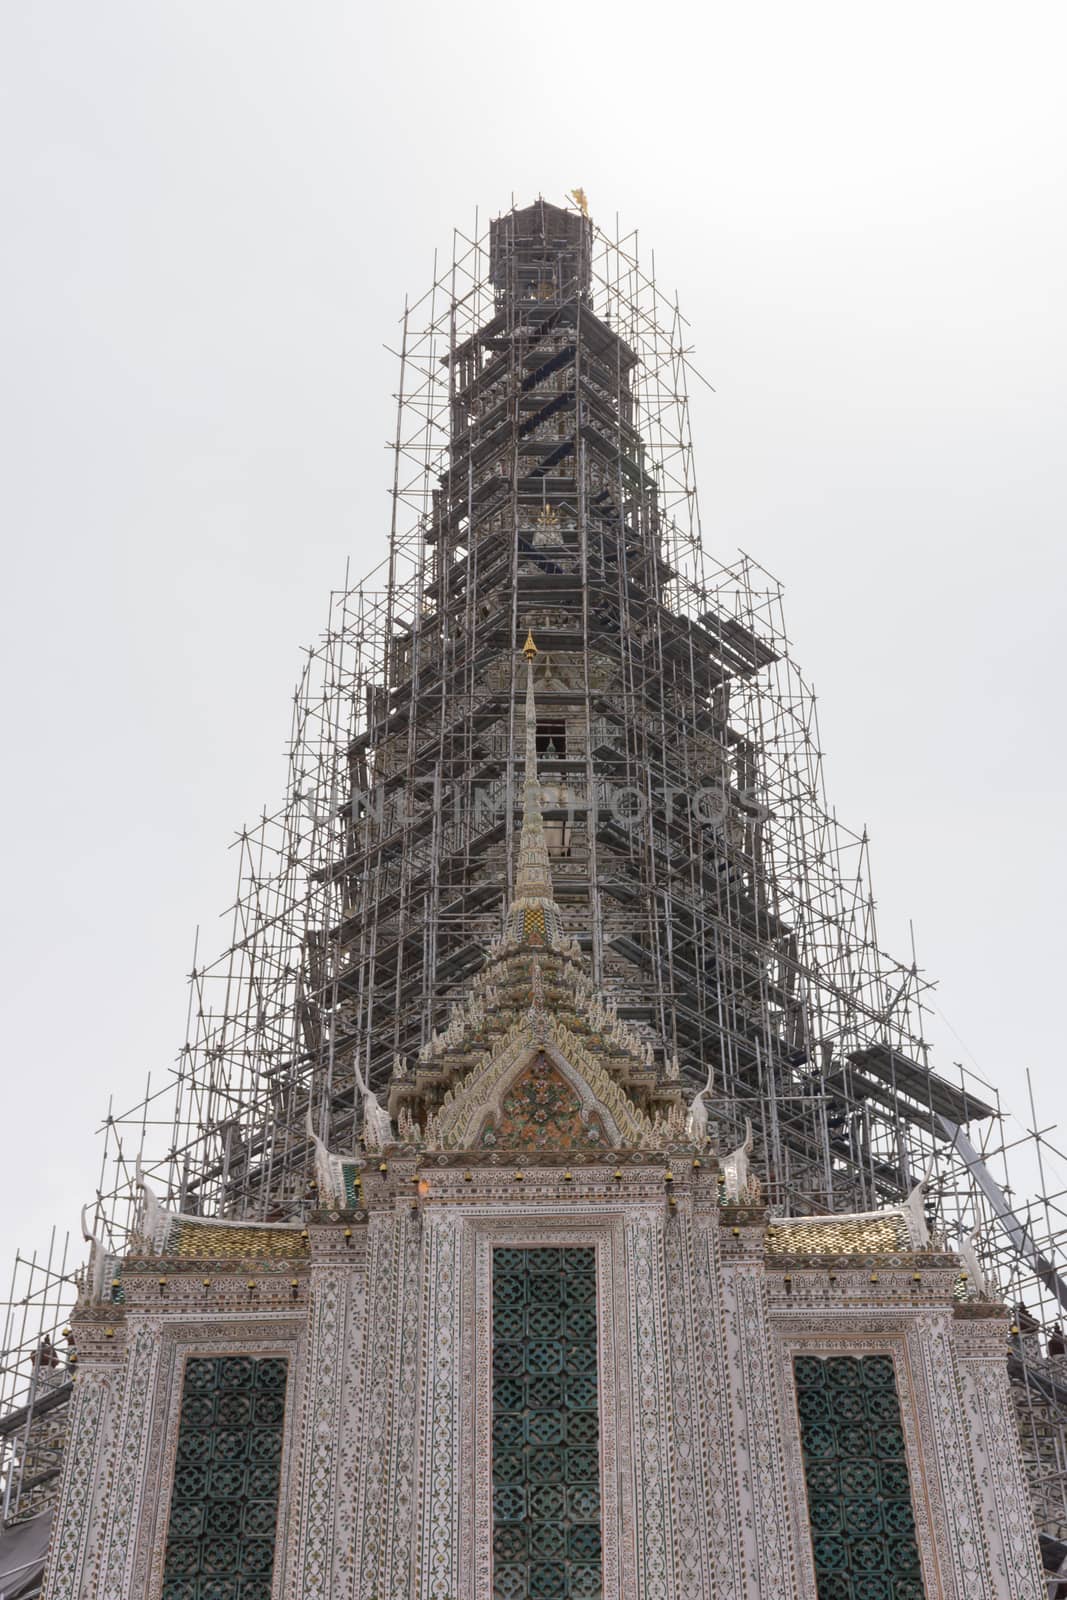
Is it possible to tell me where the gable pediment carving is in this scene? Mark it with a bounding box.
[421,1028,665,1152]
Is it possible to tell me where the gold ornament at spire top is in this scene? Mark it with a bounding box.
[523,631,538,661]
[570,187,589,218]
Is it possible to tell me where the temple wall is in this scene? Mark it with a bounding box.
[45,1179,1045,1600]
[766,1261,1045,1600]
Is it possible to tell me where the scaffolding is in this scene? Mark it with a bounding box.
[4,196,1067,1558]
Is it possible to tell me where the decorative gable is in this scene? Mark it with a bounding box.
[422,1024,667,1153]
[481,1051,611,1151]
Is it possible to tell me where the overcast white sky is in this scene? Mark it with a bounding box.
[1,2,1065,1286]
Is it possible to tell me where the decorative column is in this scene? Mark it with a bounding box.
[953,1305,1045,1600]
[717,1206,797,1600]
[661,1209,715,1600]
[381,1207,423,1600]
[624,1209,677,1600]
[40,1314,124,1600]
[96,1317,163,1600]
[351,1201,424,1600]
[905,1310,987,1600]
[692,1210,745,1600]
[290,1215,368,1599]
[417,1211,463,1600]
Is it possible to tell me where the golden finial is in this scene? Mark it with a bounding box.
[536,505,560,528]
[570,187,589,218]
[523,630,538,661]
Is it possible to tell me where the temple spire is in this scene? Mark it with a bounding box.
[506,633,565,948]
[516,632,554,901]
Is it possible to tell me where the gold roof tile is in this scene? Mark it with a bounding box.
[766,1211,912,1256]
[169,1219,308,1260]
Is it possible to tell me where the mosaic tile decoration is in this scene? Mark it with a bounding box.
[793,1355,926,1600]
[492,1246,603,1600]
[162,1354,288,1600]
[484,1057,608,1150]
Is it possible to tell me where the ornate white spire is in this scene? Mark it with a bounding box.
[506,632,565,948]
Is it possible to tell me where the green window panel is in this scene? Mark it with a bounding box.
[162,1354,289,1600]
[342,1163,360,1208]
[793,1355,926,1600]
[493,1247,603,1600]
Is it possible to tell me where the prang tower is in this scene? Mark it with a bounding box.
[0,198,1062,1599]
